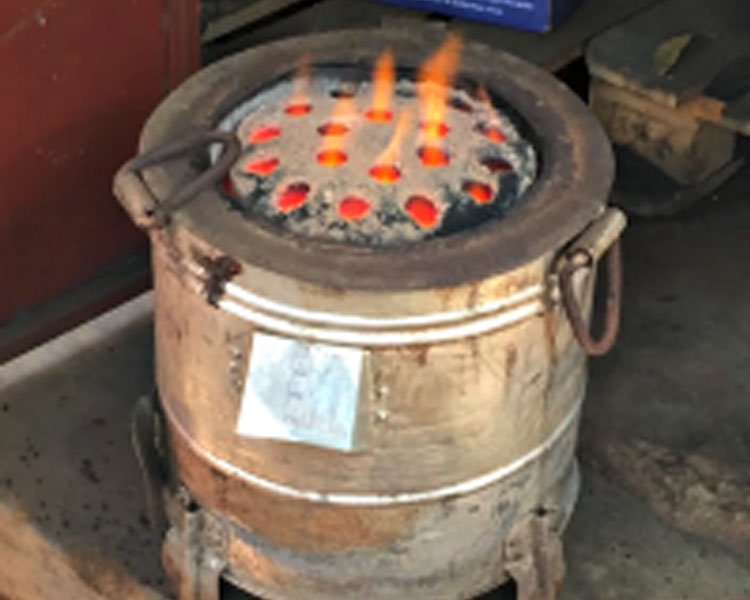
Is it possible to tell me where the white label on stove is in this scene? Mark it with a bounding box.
[236,332,364,451]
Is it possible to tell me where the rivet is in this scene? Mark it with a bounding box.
[375,409,389,422]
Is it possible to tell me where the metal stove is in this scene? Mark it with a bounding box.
[115,29,623,600]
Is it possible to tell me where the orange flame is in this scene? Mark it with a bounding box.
[477,84,492,107]
[285,55,312,114]
[417,34,462,146]
[476,84,507,143]
[374,108,412,167]
[329,94,357,123]
[367,49,395,122]
[317,96,355,166]
[477,85,499,124]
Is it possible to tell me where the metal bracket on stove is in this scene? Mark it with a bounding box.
[504,507,567,600]
[132,392,230,600]
[114,130,241,229]
[556,208,626,356]
[162,508,228,600]
[131,391,169,531]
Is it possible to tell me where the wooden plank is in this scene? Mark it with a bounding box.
[589,63,750,136]
[203,0,663,71]
[202,0,315,42]
[201,0,432,61]
[591,78,736,185]
[0,505,165,600]
[0,506,166,599]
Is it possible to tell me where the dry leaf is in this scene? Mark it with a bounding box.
[653,33,694,76]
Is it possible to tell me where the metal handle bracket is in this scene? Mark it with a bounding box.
[557,208,626,356]
[114,130,241,229]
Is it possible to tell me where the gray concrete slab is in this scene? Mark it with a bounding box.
[0,295,168,599]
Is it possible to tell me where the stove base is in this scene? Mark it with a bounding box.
[157,432,579,600]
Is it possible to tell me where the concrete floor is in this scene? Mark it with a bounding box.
[561,150,750,600]
[2,161,750,598]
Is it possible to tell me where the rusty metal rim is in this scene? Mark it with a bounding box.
[136,29,614,291]
[161,396,583,506]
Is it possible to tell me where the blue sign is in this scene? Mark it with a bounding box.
[372,0,583,33]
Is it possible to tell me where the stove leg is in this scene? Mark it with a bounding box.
[131,392,168,531]
[162,513,226,600]
[196,551,226,600]
[503,507,566,600]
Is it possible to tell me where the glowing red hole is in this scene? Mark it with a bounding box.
[285,104,312,116]
[220,174,235,196]
[418,146,450,167]
[277,182,310,212]
[449,97,474,113]
[317,150,348,166]
[480,156,513,174]
[317,122,349,136]
[463,180,494,204]
[369,164,401,182]
[406,195,438,228]
[338,196,371,220]
[477,123,507,143]
[365,108,393,122]
[331,88,356,99]
[247,125,281,143]
[242,156,279,176]
[420,122,450,137]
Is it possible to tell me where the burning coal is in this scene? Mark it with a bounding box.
[223,34,537,245]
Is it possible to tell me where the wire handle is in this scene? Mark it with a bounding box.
[557,208,626,356]
[114,130,241,229]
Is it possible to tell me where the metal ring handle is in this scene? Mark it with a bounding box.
[559,237,622,356]
[114,130,241,229]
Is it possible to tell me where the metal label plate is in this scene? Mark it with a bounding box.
[236,332,364,451]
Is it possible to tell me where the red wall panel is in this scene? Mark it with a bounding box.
[0,0,199,323]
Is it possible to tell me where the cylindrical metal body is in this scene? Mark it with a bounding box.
[115,30,621,600]
[154,237,585,599]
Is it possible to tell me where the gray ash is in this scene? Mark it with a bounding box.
[215,67,537,246]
